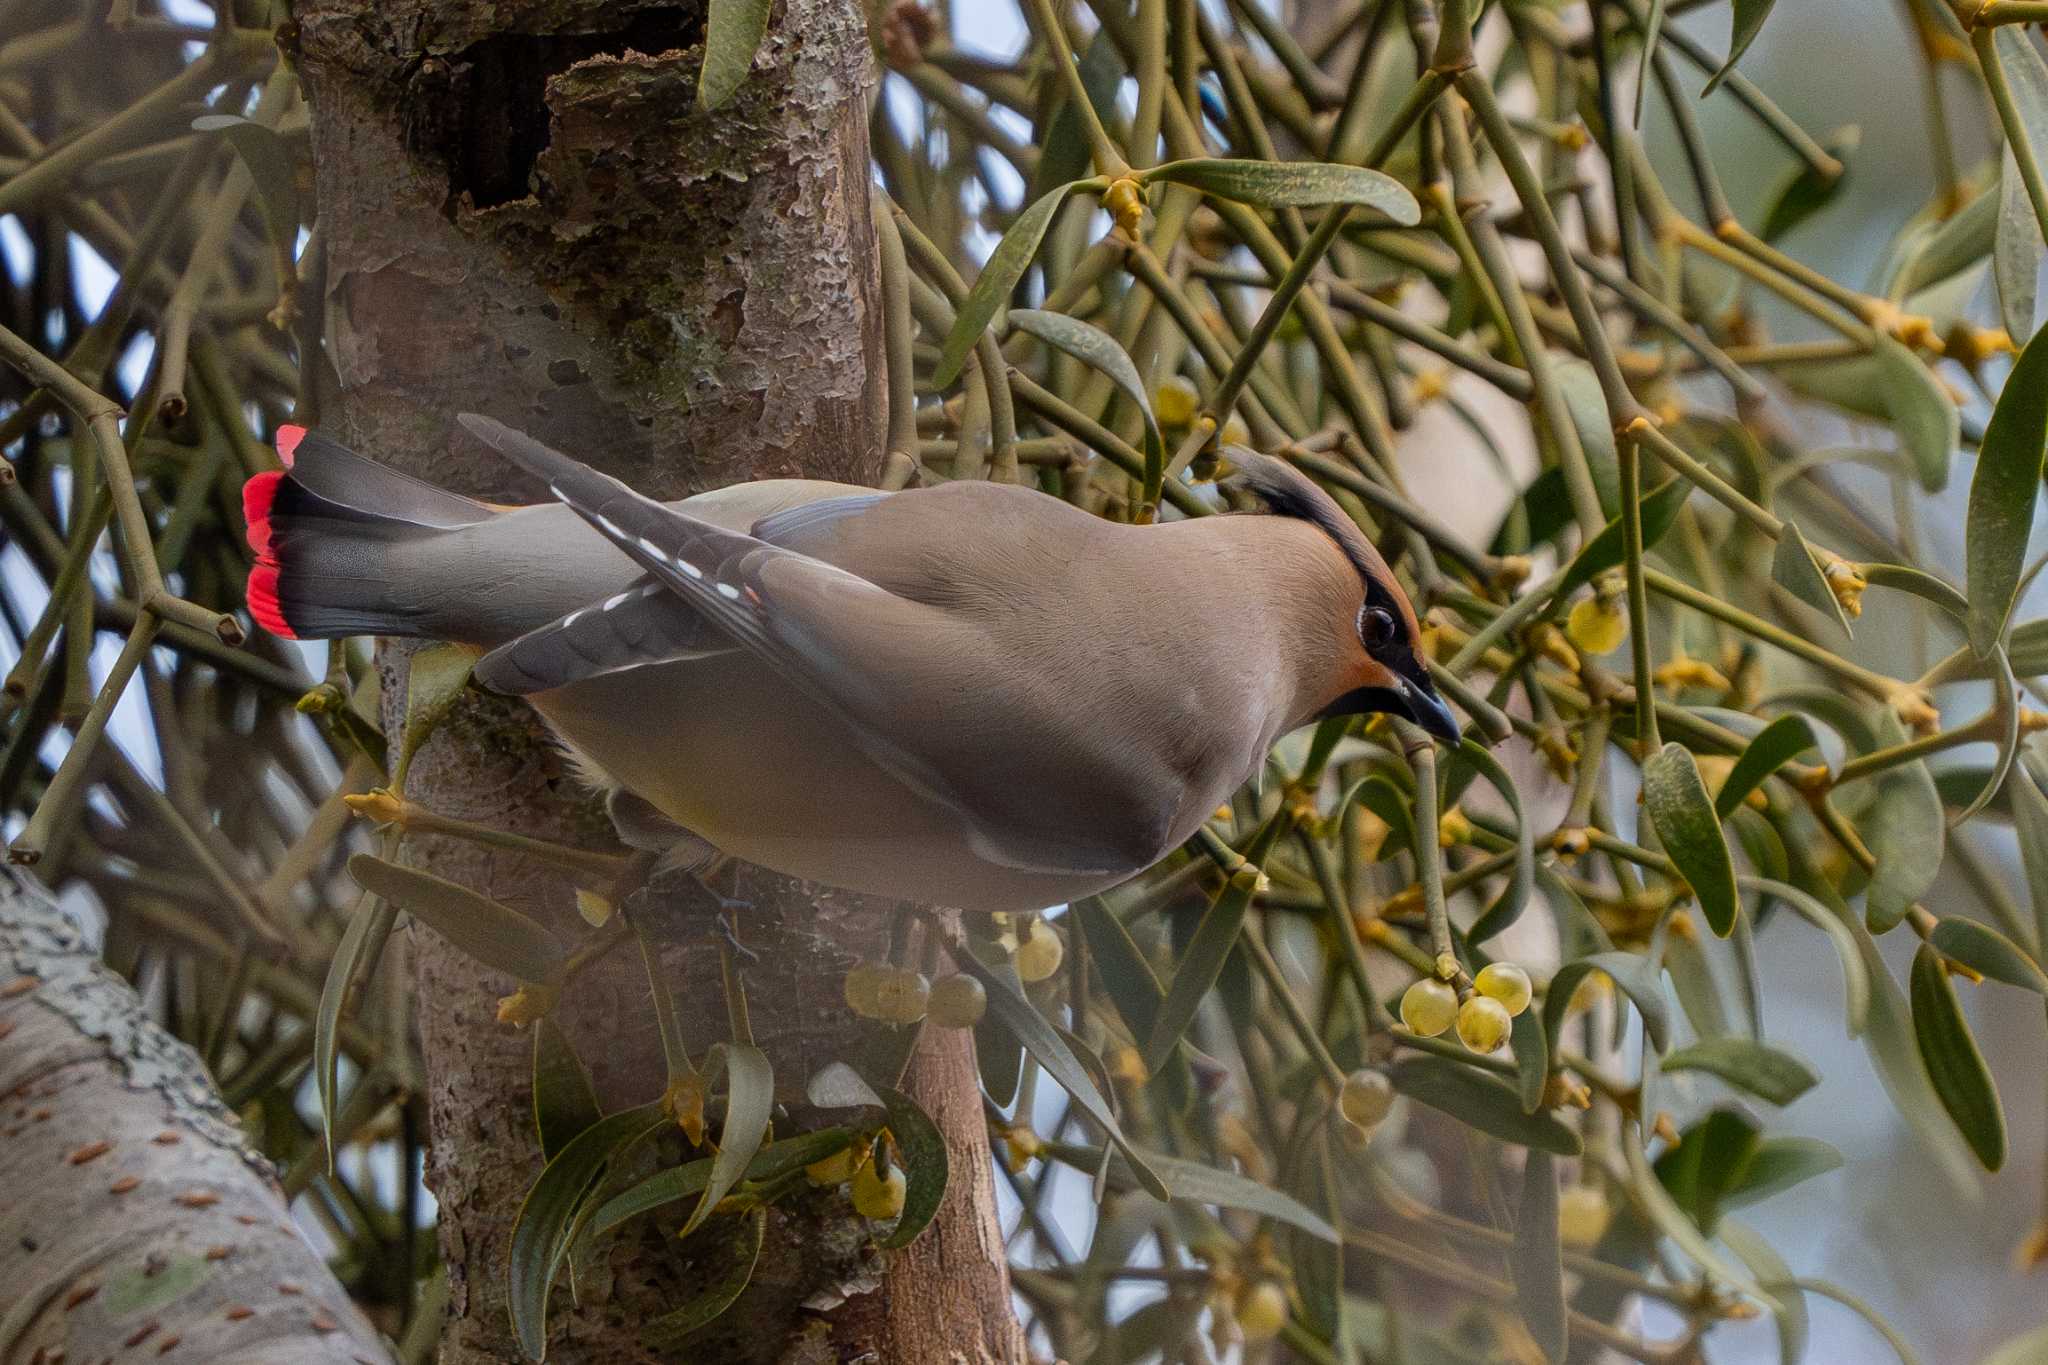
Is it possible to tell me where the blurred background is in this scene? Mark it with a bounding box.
[3,0,2045,1361]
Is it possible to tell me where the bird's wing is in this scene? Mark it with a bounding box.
[458,413,1172,876]
[473,481,888,695]
[473,576,735,695]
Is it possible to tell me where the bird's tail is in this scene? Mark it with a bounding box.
[242,425,497,640]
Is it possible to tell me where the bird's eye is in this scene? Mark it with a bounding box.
[1360,606,1397,649]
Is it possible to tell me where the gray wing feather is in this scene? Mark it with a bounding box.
[456,413,1152,877]
[473,577,735,695]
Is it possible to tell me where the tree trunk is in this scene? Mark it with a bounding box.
[0,869,392,1365]
[292,3,1025,1361]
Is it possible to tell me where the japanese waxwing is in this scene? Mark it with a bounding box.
[242,415,1460,912]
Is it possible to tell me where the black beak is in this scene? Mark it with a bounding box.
[1320,672,1463,744]
[1400,674,1463,744]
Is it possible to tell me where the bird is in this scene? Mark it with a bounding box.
[241,414,1460,913]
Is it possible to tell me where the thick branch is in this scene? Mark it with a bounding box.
[0,869,390,1364]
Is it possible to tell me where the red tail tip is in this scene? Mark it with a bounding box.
[275,424,306,467]
[246,562,295,639]
[242,470,294,638]
[243,470,283,557]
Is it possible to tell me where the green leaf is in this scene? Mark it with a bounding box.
[1139,158,1420,223]
[1044,1140,1339,1241]
[1665,929,1736,1041]
[1541,951,1672,1065]
[1910,944,2007,1170]
[1859,710,1946,933]
[1997,148,2043,343]
[1660,1037,1819,1106]
[1072,898,1194,1103]
[533,1019,602,1162]
[1967,316,2048,654]
[1652,1109,1758,1238]
[1387,1056,1583,1156]
[191,114,299,251]
[681,1043,775,1237]
[1771,521,1853,638]
[1284,1140,1343,1344]
[1716,714,1819,818]
[1994,25,2048,342]
[2013,756,2048,956]
[1143,871,1259,1076]
[1339,772,1416,852]
[316,891,393,1169]
[395,642,480,789]
[697,0,771,110]
[1847,896,1982,1193]
[933,184,1074,388]
[1894,179,1997,297]
[1720,1219,1808,1365]
[1490,464,1573,556]
[1877,335,1957,492]
[587,1127,857,1237]
[1554,358,1620,518]
[509,1103,665,1361]
[973,962,1026,1107]
[1933,917,2048,996]
[1511,1151,1566,1365]
[1554,477,1689,600]
[1642,743,1740,936]
[1146,1149,1338,1242]
[348,853,564,983]
[1860,561,1970,620]
[1509,1004,1549,1115]
[965,954,1167,1199]
[641,1206,765,1350]
[1629,1119,1776,1306]
[1957,648,2024,829]
[1724,1136,1844,1209]
[1760,126,1856,241]
[1010,309,1165,509]
[874,1086,948,1250]
[1741,878,1870,1034]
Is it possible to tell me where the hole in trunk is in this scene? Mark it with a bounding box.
[404,7,702,212]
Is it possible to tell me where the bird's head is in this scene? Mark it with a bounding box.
[1222,448,1461,744]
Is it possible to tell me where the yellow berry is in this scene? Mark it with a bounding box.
[1474,963,1533,1017]
[1015,920,1065,982]
[1154,375,1200,428]
[1558,1184,1612,1249]
[1456,995,1512,1054]
[843,961,889,1018]
[851,1155,907,1219]
[1236,1281,1289,1343]
[1566,594,1628,656]
[1399,977,1458,1036]
[927,972,987,1027]
[1337,1069,1394,1129]
[805,1145,859,1186]
[873,968,930,1025]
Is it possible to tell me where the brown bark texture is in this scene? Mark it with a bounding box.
[291,1,1026,1361]
[0,869,392,1365]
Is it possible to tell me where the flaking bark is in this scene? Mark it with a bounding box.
[0,869,391,1365]
[292,1,1026,1360]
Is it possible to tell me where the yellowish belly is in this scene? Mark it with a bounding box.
[529,657,1115,912]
